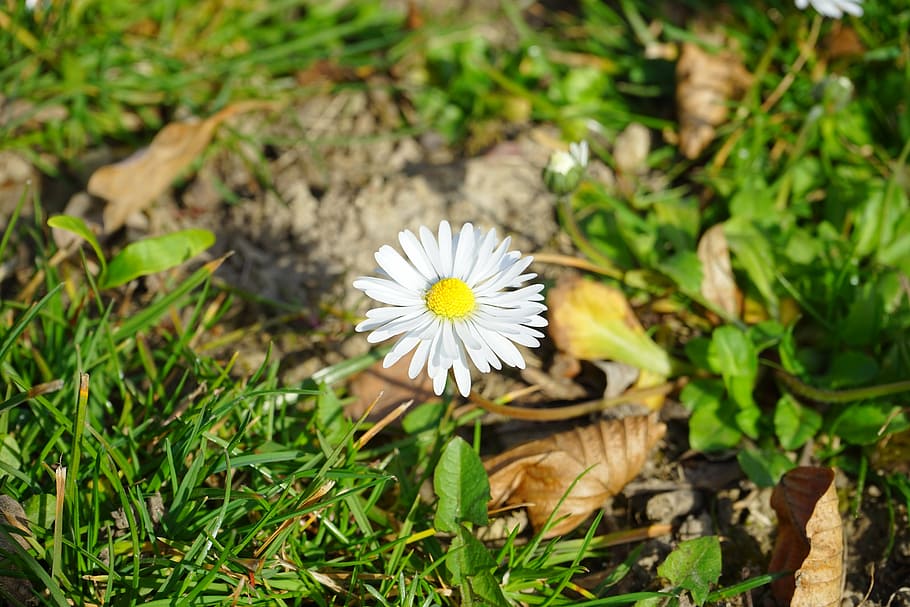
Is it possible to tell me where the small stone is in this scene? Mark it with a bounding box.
[645,490,703,523]
[613,123,651,174]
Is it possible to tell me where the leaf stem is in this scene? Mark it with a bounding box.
[776,370,910,404]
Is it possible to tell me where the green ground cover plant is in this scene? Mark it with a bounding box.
[2,0,910,604]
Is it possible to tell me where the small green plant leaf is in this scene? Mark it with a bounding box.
[824,350,879,389]
[829,401,910,445]
[47,214,107,274]
[657,535,722,606]
[447,525,497,584]
[724,219,779,317]
[737,447,795,487]
[466,571,510,607]
[774,394,822,450]
[689,400,742,452]
[659,250,703,296]
[434,437,490,532]
[101,228,215,289]
[708,326,759,436]
[708,326,757,379]
[682,380,742,452]
[684,337,712,371]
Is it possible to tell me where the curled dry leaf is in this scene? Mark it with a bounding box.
[485,414,666,537]
[88,100,276,233]
[676,42,753,159]
[769,466,844,607]
[696,223,740,319]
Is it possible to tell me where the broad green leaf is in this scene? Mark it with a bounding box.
[47,214,107,274]
[688,395,742,452]
[853,179,908,257]
[774,394,822,450]
[658,251,702,296]
[747,320,785,354]
[840,284,882,347]
[724,218,779,317]
[683,337,712,372]
[657,536,721,606]
[733,398,761,440]
[679,378,724,413]
[729,175,774,221]
[446,525,497,583]
[434,437,489,532]
[708,326,758,418]
[101,228,215,289]
[25,493,57,530]
[708,327,757,379]
[466,571,509,607]
[824,350,879,389]
[737,448,794,488]
[829,402,910,445]
[778,327,809,376]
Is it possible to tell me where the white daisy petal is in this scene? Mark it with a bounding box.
[452,347,472,397]
[384,335,421,367]
[354,219,548,396]
[479,327,527,368]
[399,229,438,280]
[432,369,448,395]
[795,0,862,17]
[452,223,476,281]
[468,236,511,286]
[408,339,432,379]
[375,245,430,291]
[366,310,434,343]
[353,277,423,306]
[419,225,444,277]
[437,220,454,276]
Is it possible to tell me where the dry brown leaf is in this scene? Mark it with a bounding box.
[769,466,844,607]
[823,23,865,61]
[676,42,752,159]
[696,223,740,319]
[88,100,275,233]
[485,414,666,537]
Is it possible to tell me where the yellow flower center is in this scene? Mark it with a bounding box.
[425,278,476,319]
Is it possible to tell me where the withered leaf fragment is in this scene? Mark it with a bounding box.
[485,414,666,538]
[769,466,844,607]
[88,100,275,233]
[696,223,740,319]
[676,42,753,159]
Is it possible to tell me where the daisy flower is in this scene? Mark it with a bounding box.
[353,220,548,397]
[795,0,863,17]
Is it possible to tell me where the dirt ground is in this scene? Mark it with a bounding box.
[3,84,910,605]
